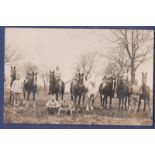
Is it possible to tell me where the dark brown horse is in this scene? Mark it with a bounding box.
[99,76,116,109]
[116,78,130,111]
[70,73,87,107]
[23,71,37,107]
[49,71,65,101]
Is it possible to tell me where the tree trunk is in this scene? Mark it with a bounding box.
[131,69,135,85]
[42,76,46,91]
[130,60,136,84]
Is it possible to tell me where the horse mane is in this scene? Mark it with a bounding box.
[50,71,56,84]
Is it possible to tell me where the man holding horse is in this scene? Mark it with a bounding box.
[55,66,62,85]
[11,74,22,106]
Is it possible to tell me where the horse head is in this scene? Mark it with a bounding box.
[78,73,84,88]
[50,70,56,84]
[11,66,16,80]
[10,66,16,86]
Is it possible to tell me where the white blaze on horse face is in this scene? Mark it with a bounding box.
[142,72,147,85]
[33,73,37,85]
[112,79,115,90]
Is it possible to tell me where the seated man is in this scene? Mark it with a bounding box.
[46,95,59,108]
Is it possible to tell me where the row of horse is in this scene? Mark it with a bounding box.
[70,73,151,112]
[9,67,151,112]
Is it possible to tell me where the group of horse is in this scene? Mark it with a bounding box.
[10,66,38,107]
[99,74,151,112]
[70,72,151,112]
[8,66,151,113]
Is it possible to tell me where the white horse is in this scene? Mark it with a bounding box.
[85,81,98,111]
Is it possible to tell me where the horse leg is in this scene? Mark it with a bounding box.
[56,93,59,101]
[109,96,112,110]
[78,95,81,107]
[61,91,64,100]
[15,93,19,106]
[137,96,141,112]
[128,95,131,111]
[86,96,90,111]
[33,92,36,108]
[124,97,127,111]
[100,94,103,107]
[91,95,94,110]
[23,90,25,100]
[48,85,51,95]
[26,92,30,107]
[13,93,17,107]
[121,97,123,110]
[82,94,85,106]
[9,90,13,105]
[102,96,105,109]
[105,96,107,109]
[74,95,77,109]
[119,97,121,111]
[122,97,125,110]
[71,94,73,101]
[143,97,147,112]
[23,90,27,106]
[147,97,151,111]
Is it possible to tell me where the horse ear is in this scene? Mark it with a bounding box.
[14,66,16,69]
[36,72,38,75]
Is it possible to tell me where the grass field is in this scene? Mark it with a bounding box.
[3,89,153,126]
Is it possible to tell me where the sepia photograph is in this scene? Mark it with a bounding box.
[3,27,154,126]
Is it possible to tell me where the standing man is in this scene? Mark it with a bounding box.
[55,66,62,85]
[11,74,22,106]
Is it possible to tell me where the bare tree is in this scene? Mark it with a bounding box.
[5,41,21,64]
[23,62,38,73]
[100,47,130,73]
[75,52,96,80]
[101,30,153,84]
[39,66,49,91]
[104,62,120,76]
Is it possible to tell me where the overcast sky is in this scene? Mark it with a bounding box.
[5,28,154,90]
